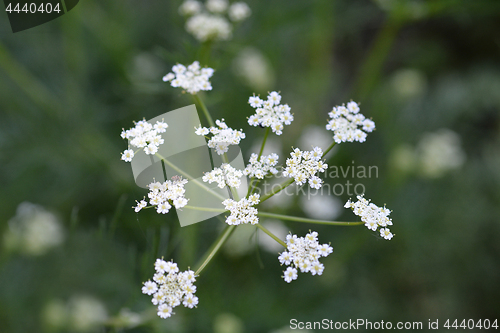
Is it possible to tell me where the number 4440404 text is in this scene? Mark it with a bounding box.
[6,3,61,14]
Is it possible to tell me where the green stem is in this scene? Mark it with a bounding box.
[199,39,213,66]
[193,94,215,128]
[323,141,336,157]
[184,205,226,213]
[259,178,295,203]
[247,178,261,197]
[161,160,168,181]
[256,224,286,248]
[258,211,364,226]
[257,127,270,159]
[195,225,235,276]
[155,152,225,201]
[352,16,403,101]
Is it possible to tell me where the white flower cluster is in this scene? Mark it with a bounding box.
[202,163,243,188]
[3,202,65,256]
[344,195,394,240]
[243,153,279,179]
[417,129,466,178]
[278,231,333,283]
[141,259,198,319]
[134,177,189,214]
[195,119,245,155]
[179,0,251,42]
[283,147,327,189]
[121,119,168,161]
[222,194,260,225]
[247,92,293,135]
[326,101,375,144]
[162,61,214,94]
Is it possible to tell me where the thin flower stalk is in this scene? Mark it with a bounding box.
[257,212,364,226]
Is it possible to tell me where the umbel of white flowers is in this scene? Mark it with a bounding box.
[344,195,394,240]
[134,177,189,214]
[283,147,328,189]
[203,163,244,189]
[222,194,260,226]
[278,231,333,283]
[195,119,246,155]
[248,91,293,135]
[141,259,198,319]
[243,153,279,179]
[163,61,214,94]
[120,119,168,161]
[326,101,375,144]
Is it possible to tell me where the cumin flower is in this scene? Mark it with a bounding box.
[326,101,375,144]
[142,259,198,319]
[344,194,394,240]
[134,177,189,214]
[222,194,260,225]
[243,153,279,179]
[283,147,327,188]
[202,163,243,189]
[247,92,293,135]
[195,119,245,155]
[120,119,168,161]
[278,231,333,282]
[163,61,214,94]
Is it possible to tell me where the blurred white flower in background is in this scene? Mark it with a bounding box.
[179,0,203,16]
[179,0,251,42]
[417,129,466,178]
[298,125,337,157]
[391,68,427,99]
[110,308,142,329]
[300,194,342,220]
[3,202,64,256]
[69,295,108,332]
[213,312,245,333]
[228,2,251,21]
[206,0,228,13]
[232,47,275,92]
[43,296,108,332]
[186,14,232,42]
[390,129,465,178]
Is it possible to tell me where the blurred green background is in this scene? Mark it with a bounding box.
[1,0,500,332]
